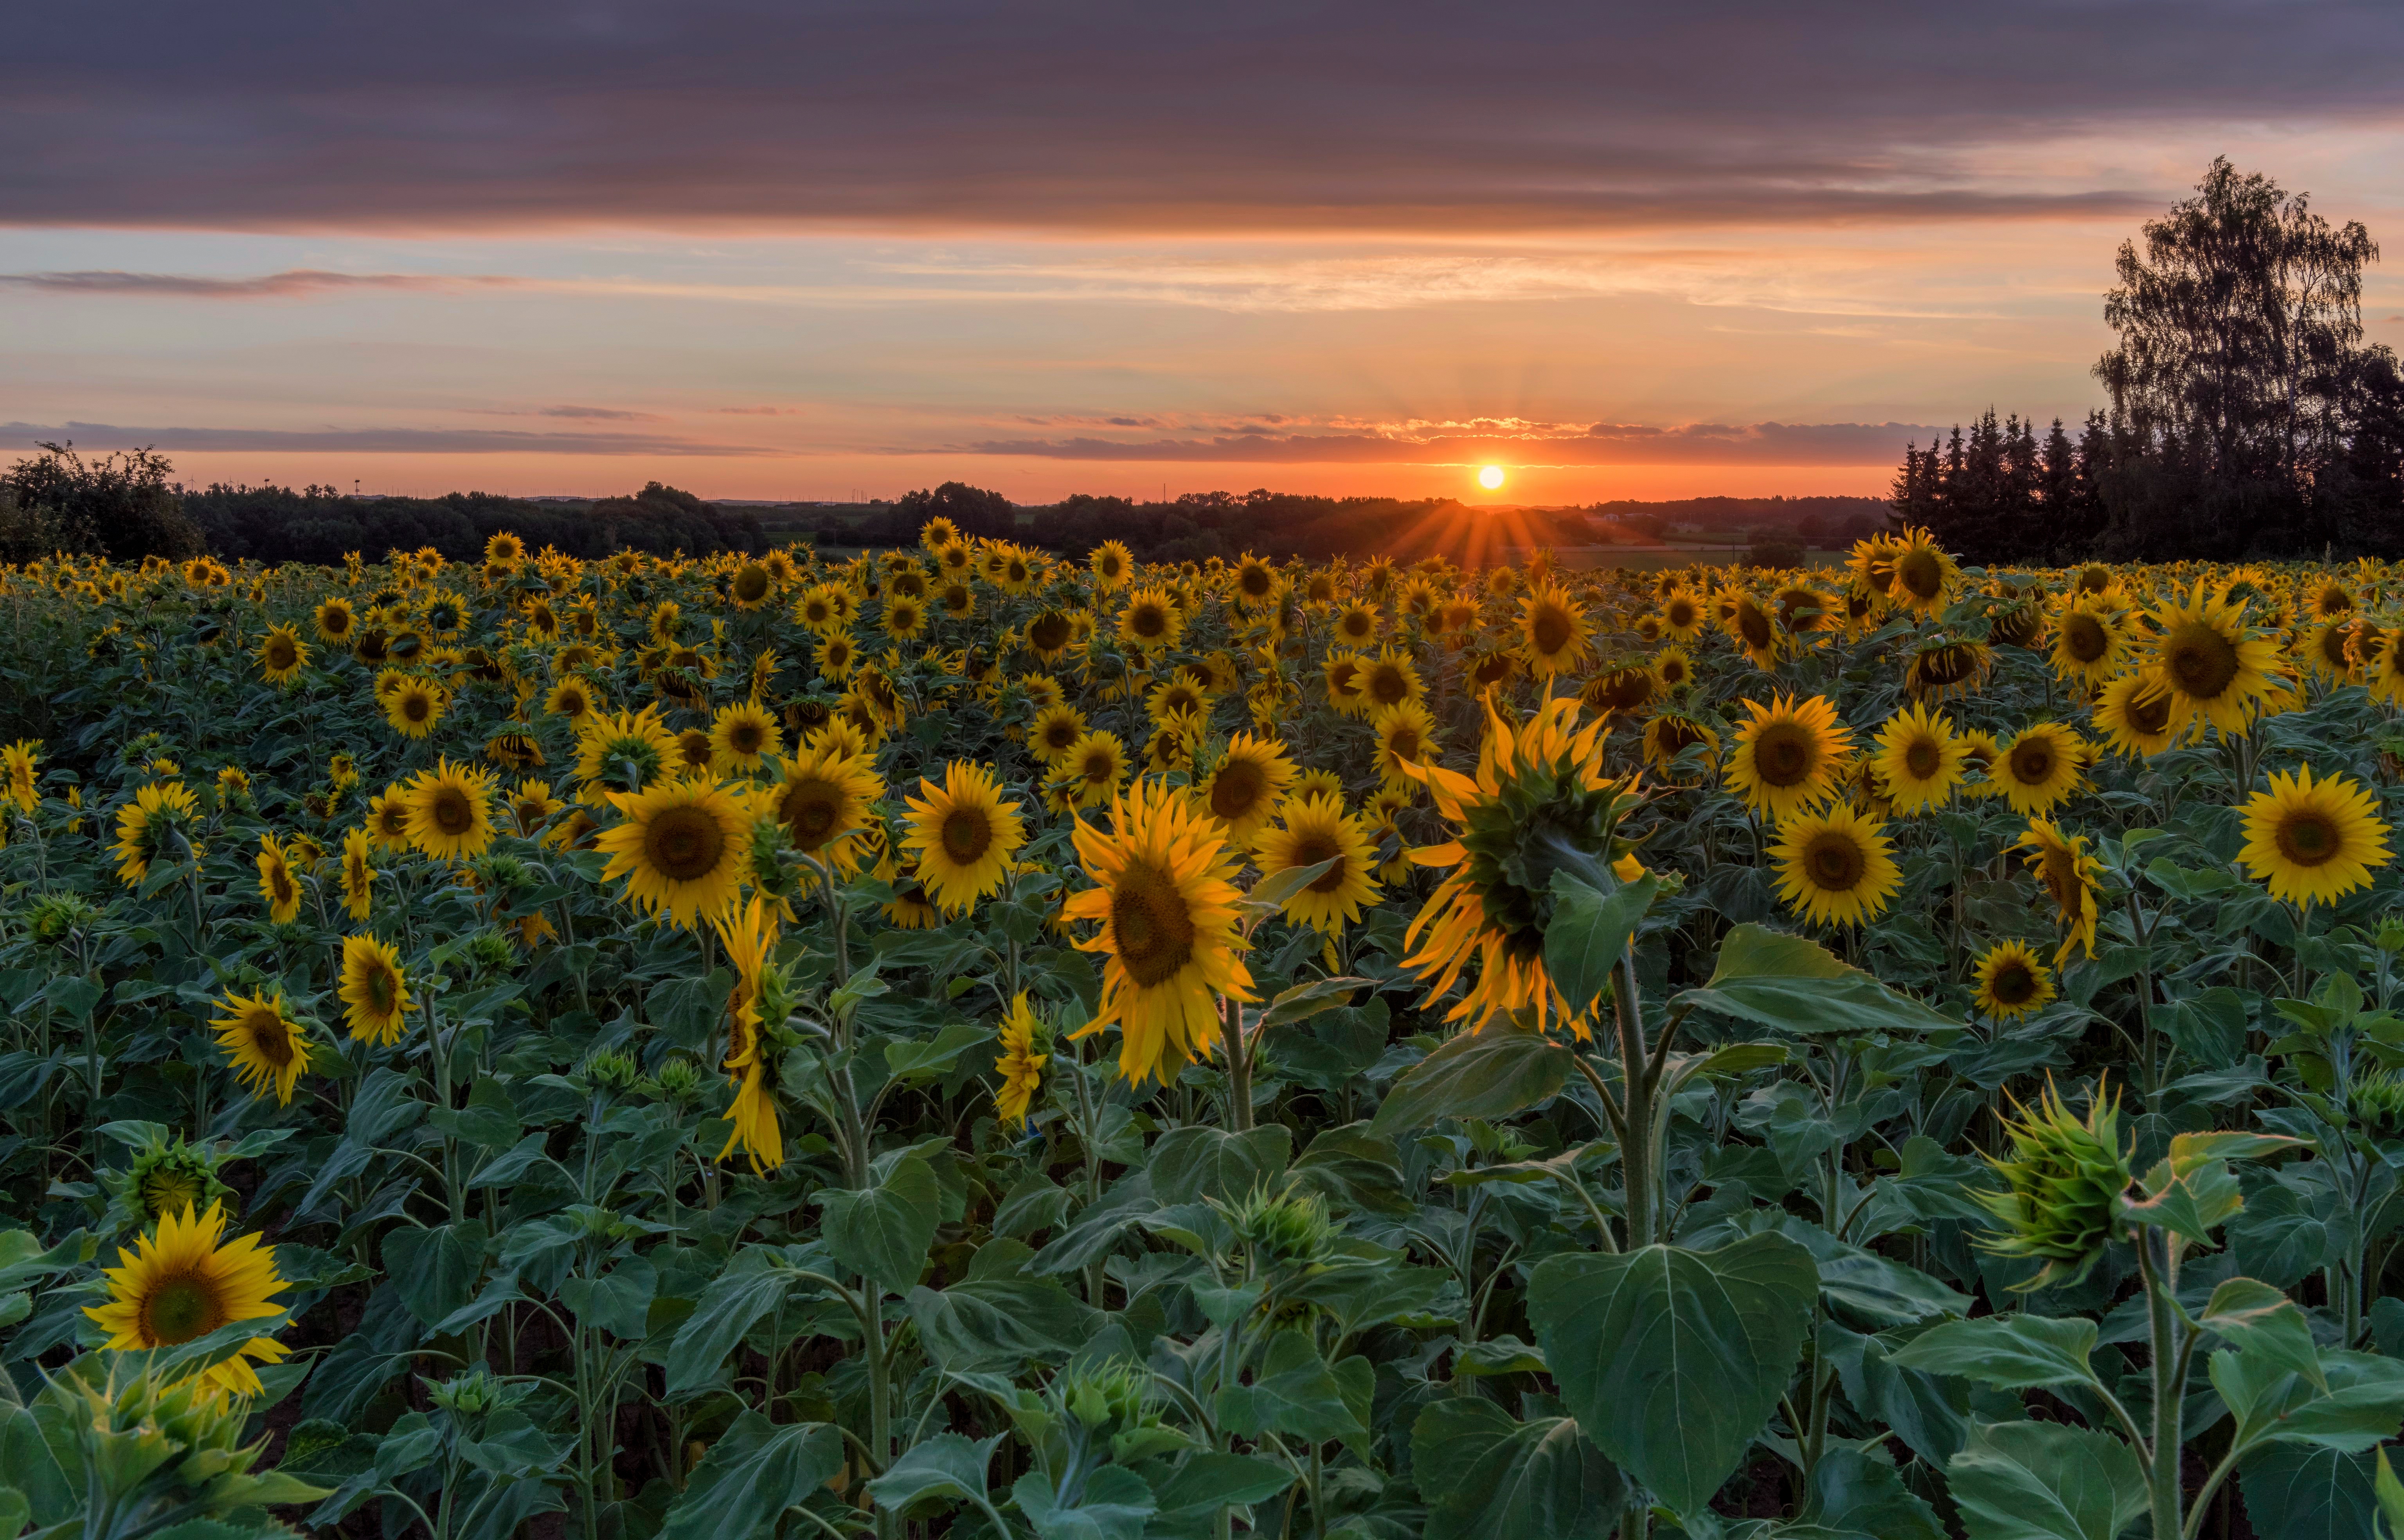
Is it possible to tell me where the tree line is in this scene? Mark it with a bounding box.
[1894,157,2404,563]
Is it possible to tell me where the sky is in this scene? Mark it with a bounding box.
[7,2,2404,507]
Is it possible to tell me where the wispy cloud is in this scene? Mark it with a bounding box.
[0,269,520,299]
[470,405,669,422]
[952,419,1939,466]
[0,421,785,457]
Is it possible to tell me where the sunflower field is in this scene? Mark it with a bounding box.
[7,522,2404,1540]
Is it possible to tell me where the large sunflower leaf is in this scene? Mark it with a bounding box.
[1673,923,1960,1036]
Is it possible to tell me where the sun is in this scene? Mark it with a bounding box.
[1477,464,1506,491]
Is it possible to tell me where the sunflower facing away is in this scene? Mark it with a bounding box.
[256,834,302,924]
[993,992,1048,1130]
[340,933,412,1045]
[574,705,679,795]
[1770,806,1902,927]
[1725,694,1852,821]
[114,780,200,886]
[86,1200,288,1399]
[1399,697,1641,1036]
[1197,732,1297,849]
[1973,940,2056,1022]
[1254,792,1384,934]
[1065,777,1254,1085]
[902,760,1026,916]
[2145,580,2287,734]
[2237,766,2393,907]
[403,757,498,862]
[1871,702,1969,814]
[212,988,313,1106]
[1993,723,2087,817]
[2014,819,2105,964]
[597,777,754,928]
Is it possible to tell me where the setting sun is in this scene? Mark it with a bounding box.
[1477,465,1506,491]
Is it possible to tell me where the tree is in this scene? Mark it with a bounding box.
[1,442,203,564]
[894,482,1015,542]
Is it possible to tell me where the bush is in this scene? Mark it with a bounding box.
[1,443,204,565]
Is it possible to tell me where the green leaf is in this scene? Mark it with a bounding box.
[1250,856,1342,911]
[1673,923,1959,1036]
[1526,1234,1818,1516]
[818,1152,940,1295]
[883,1020,995,1082]
[2238,1444,2381,1540]
[1259,975,1375,1029]
[866,1431,1007,1522]
[1887,1313,2101,1391]
[1410,1399,1619,1540]
[1945,1419,2147,1540]
[657,1413,840,1540]
[1014,1464,1155,1540]
[1144,1452,1296,1515]
[380,1221,485,1329]
[1544,872,1657,1022]
[906,1277,1100,1374]
[2200,1277,2325,1392]
[666,1249,801,1398]
[1214,1332,1374,1448]
[1148,1125,1290,1207]
[1798,1446,1945,1540]
[1368,1025,1574,1135]
[558,1257,658,1341]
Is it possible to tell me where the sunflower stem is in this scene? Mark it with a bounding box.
[1220,993,1252,1133]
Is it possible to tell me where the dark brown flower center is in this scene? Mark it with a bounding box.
[1209,758,1269,820]
[1804,831,1865,890]
[2276,809,2341,867]
[2161,620,2240,697]
[645,804,725,880]
[142,1270,225,1345]
[1753,722,1816,787]
[941,807,993,864]
[1110,860,1196,986]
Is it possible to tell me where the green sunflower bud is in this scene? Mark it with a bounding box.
[1976,1081,2132,1290]
[2356,1072,2404,1143]
[1218,1183,1341,1271]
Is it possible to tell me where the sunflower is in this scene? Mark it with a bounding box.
[1255,792,1383,934]
[1054,730,1130,810]
[1770,806,1902,927]
[574,705,679,795]
[255,623,310,687]
[1147,675,1212,733]
[256,834,302,924]
[993,993,1048,1130]
[597,777,753,929]
[1028,703,1089,767]
[1195,732,1296,848]
[817,631,860,680]
[86,1200,288,1399]
[712,894,785,1171]
[2014,820,2105,964]
[2048,595,2129,689]
[1871,703,1969,814]
[403,758,498,862]
[1885,526,1960,615]
[382,676,445,739]
[1724,694,1852,820]
[1399,697,1642,1036]
[2238,766,2393,907]
[2298,619,2363,682]
[764,743,885,874]
[1232,554,1280,610]
[2092,673,2191,759]
[1090,540,1134,590]
[1994,723,2086,816]
[707,699,782,776]
[2144,581,2287,734]
[363,786,412,851]
[1064,778,1254,1085]
[114,780,200,885]
[1118,587,1184,654]
[1519,582,1592,678]
[1369,700,1439,792]
[338,827,376,919]
[1331,601,1381,649]
[1957,729,2003,799]
[311,596,356,644]
[1659,587,1706,640]
[544,676,601,725]
[338,933,412,1045]
[1640,711,1720,777]
[1903,637,1994,703]
[212,988,313,1106]
[1972,940,2055,1022]
[1322,651,1370,716]
[902,761,1026,915]
[2,738,36,811]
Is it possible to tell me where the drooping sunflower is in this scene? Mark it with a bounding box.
[2237,766,2393,907]
[597,777,753,929]
[339,827,376,919]
[993,993,1048,1130]
[1994,723,2087,817]
[1519,582,1593,679]
[114,780,200,886]
[1054,730,1130,810]
[1973,940,2056,1022]
[1902,636,1994,703]
[2144,581,2287,734]
[763,743,885,875]
[1064,778,1254,1085]
[1641,711,1720,778]
[1871,702,1969,814]
[1254,792,1383,934]
[212,988,313,1106]
[255,834,303,924]
[574,705,679,795]
[2048,595,2129,689]
[339,932,412,1045]
[708,699,783,775]
[902,761,1026,916]
[1399,697,1642,1036]
[2014,820,2105,964]
[2092,673,2191,759]
[403,758,498,862]
[381,676,445,739]
[1724,694,1852,820]
[255,624,310,687]
[1885,526,1960,615]
[1186,734,1288,849]
[85,1200,288,1399]
[1770,806,1902,928]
